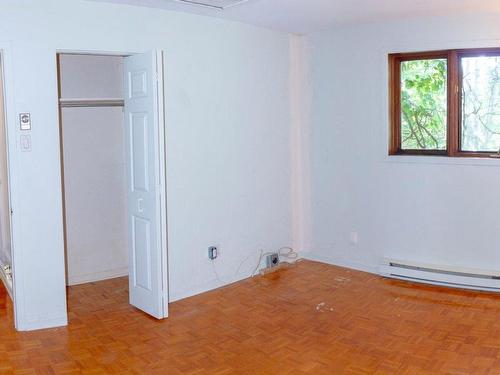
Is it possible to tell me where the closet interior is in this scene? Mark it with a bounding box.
[58,53,129,286]
[0,56,12,297]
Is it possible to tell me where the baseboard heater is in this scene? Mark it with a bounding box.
[379,258,500,292]
[0,261,13,299]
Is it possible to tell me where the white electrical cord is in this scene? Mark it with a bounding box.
[211,246,300,283]
[211,249,267,284]
[211,260,226,284]
[277,246,299,264]
[250,249,269,277]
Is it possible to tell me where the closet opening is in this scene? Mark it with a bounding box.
[57,53,129,290]
[57,50,169,320]
[0,53,13,300]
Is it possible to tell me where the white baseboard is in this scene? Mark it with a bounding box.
[302,252,378,274]
[169,252,307,302]
[16,316,68,331]
[68,267,128,286]
[169,270,251,302]
[170,253,377,303]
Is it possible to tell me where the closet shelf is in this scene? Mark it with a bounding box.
[59,98,124,108]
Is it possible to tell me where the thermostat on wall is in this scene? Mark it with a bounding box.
[19,113,31,130]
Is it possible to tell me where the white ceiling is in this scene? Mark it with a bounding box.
[89,0,500,34]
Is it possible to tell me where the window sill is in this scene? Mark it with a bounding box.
[385,154,500,167]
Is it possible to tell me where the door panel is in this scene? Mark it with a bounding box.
[132,216,151,290]
[130,112,149,192]
[124,51,167,319]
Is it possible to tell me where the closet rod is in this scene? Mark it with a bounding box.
[59,99,124,108]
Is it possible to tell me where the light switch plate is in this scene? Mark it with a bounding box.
[20,135,31,152]
[19,113,31,130]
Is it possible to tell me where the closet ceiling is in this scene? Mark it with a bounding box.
[88,0,500,34]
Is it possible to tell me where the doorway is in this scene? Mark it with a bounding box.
[57,51,169,320]
[0,53,13,299]
[58,53,128,287]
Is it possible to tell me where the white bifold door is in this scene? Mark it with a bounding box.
[123,51,168,319]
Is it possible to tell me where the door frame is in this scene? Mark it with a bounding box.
[154,50,169,316]
[55,48,169,318]
[0,43,21,328]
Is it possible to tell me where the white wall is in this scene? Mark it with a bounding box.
[59,55,128,285]
[0,61,11,267]
[303,13,500,274]
[0,0,293,330]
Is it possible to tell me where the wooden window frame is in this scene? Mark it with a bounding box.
[389,48,500,158]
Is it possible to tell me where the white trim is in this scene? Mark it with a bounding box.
[302,252,378,274]
[16,316,68,332]
[169,255,311,302]
[157,51,170,318]
[67,267,128,286]
[169,268,252,302]
[156,50,169,318]
[385,154,500,168]
[301,253,500,293]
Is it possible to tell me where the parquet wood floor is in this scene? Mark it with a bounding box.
[1,260,500,374]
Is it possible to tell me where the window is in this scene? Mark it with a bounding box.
[389,48,500,157]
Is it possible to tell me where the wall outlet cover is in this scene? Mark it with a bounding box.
[208,246,218,260]
[266,253,279,268]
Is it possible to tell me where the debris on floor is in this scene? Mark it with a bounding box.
[316,302,334,312]
[334,276,351,282]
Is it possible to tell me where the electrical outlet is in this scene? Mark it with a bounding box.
[266,253,279,268]
[208,246,218,260]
